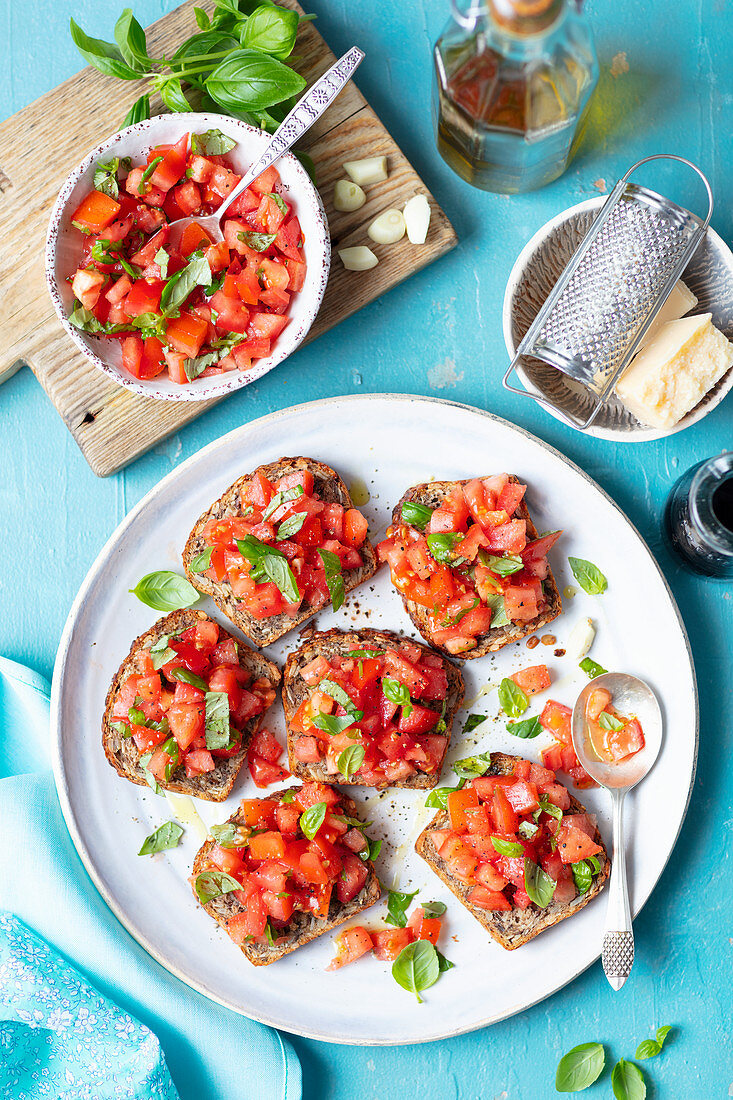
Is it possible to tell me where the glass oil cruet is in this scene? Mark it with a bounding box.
[433,0,599,193]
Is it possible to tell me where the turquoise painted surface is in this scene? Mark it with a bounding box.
[2,0,732,1095]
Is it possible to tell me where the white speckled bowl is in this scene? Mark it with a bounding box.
[503,197,733,441]
[45,113,330,402]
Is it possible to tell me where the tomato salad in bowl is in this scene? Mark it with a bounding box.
[46,113,330,401]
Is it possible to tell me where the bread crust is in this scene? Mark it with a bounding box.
[415,752,610,950]
[192,787,381,964]
[282,628,465,790]
[102,609,280,802]
[182,457,379,647]
[390,476,562,658]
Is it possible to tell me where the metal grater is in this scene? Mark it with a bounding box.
[503,155,714,430]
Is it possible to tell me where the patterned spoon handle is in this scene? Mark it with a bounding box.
[217,46,365,221]
[602,788,634,990]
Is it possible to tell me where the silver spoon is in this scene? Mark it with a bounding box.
[166,45,364,249]
[571,672,663,990]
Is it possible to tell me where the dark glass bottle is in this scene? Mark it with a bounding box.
[433,0,599,193]
[663,453,733,579]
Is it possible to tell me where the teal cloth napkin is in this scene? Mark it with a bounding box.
[0,655,302,1100]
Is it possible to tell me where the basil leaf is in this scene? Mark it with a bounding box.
[205,691,231,750]
[483,593,510,629]
[156,75,194,114]
[317,548,345,612]
[491,836,525,857]
[276,512,307,541]
[161,252,212,315]
[382,676,413,718]
[240,4,299,59]
[110,720,131,738]
[299,801,327,840]
[238,230,277,252]
[568,556,608,596]
[312,711,361,736]
[138,753,162,794]
[579,657,608,679]
[138,156,164,193]
[194,870,242,904]
[190,546,214,573]
[138,820,183,856]
[93,158,120,199]
[68,304,132,335]
[150,641,176,671]
[426,532,463,564]
[69,17,140,79]
[348,648,385,660]
[453,752,492,779]
[210,822,251,848]
[571,858,598,895]
[337,744,365,779]
[555,1042,605,1092]
[170,668,209,693]
[269,192,287,215]
[422,900,447,918]
[130,571,200,612]
[206,48,306,113]
[611,1059,646,1100]
[262,485,304,520]
[191,128,237,155]
[655,1025,673,1047]
[184,351,220,381]
[425,780,465,809]
[634,1040,660,1061]
[114,8,151,73]
[122,93,150,127]
[524,858,556,908]
[498,678,528,717]
[535,794,563,821]
[401,502,433,529]
[517,820,539,840]
[462,714,487,734]
[599,711,624,732]
[235,535,300,603]
[482,554,524,577]
[160,737,179,781]
[280,788,296,803]
[506,715,541,739]
[317,679,357,713]
[363,837,382,862]
[194,6,211,29]
[436,949,454,972]
[153,247,170,279]
[391,940,440,1003]
[386,888,419,928]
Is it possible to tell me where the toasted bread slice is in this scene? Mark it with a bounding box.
[183,457,379,648]
[283,628,465,790]
[391,476,561,658]
[102,609,280,802]
[192,787,381,964]
[415,752,610,950]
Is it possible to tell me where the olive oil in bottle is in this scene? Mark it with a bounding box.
[433,0,598,193]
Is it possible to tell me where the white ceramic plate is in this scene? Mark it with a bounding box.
[51,395,697,1044]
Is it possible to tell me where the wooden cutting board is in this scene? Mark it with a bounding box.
[0,1,456,477]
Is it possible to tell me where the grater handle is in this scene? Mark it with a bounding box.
[621,154,713,229]
[502,357,605,431]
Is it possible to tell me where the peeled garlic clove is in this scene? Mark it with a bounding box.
[343,156,388,186]
[403,194,431,244]
[566,617,596,662]
[338,245,379,271]
[333,179,366,212]
[367,209,406,245]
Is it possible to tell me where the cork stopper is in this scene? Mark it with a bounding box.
[489,0,564,34]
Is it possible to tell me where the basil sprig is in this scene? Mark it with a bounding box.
[555,1042,605,1092]
[498,678,528,717]
[317,548,345,612]
[579,656,608,679]
[523,858,556,908]
[194,870,242,904]
[130,571,200,612]
[382,676,413,718]
[336,744,365,779]
[385,888,419,928]
[391,940,441,1003]
[138,820,183,856]
[236,535,300,604]
[568,556,608,595]
[401,502,433,529]
[299,801,327,840]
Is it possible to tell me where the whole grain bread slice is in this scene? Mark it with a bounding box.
[415,751,610,950]
[391,476,562,658]
[283,627,465,790]
[192,787,381,964]
[102,609,280,802]
[182,457,379,648]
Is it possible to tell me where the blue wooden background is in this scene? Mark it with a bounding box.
[2,0,732,1095]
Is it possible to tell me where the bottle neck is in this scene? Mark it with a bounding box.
[488,0,566,35]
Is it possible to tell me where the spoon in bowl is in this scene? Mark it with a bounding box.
[571,672,663,990]
[166,45,364,250]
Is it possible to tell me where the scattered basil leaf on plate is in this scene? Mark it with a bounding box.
[579,657,607,679]
[568,557,608,596]
[498,678,528,717]
[524,858,556,908]
[611,1059,646,1100]
[138,820,183,856]
[462,714,487,734]
[401,502,433,529]
[194,870,242,904]
[555,1042,605,1092]
[130,571,200,611]
[507,715,541,739]
[299,801,327,840]
[385,888,418,928]
[422,900,446,918]
[337,743,365,779]
[317,548,345,612]
[436,949,454,972]
[391,940,440,1003]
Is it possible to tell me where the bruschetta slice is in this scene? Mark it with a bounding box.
[283,628,464,789]
[415,752,610,950]
[183,457,378,647]
[192,782,381,964]
[102,610,279,801]
[377,475,562,658]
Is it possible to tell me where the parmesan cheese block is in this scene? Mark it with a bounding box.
[616,312,733,429]
[636,280,698,352]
